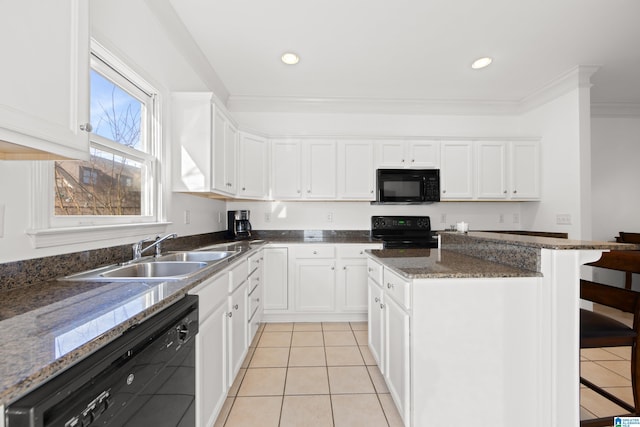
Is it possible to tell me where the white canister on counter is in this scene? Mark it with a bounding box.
[456,221,469,233]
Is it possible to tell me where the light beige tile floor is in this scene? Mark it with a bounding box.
[215,321,404,427]
[580,304,636,426]
[218,313,634,427]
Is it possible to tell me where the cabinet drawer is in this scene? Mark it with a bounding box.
[367,259,383,285]
[383,268,411,310]
[248,283,262,317]
[229,259,248,292]
[248,252,262,276]
[337,244,380,258]
[295,245,335,258]
[190,272,227,320]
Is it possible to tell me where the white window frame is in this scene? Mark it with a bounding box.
[27,40,168,248]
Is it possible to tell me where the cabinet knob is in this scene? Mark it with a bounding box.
[79,123,93,132]
[374,297,380,303]
[503,190,507,194]
[331,266,335,270]
[411,159,415,163]
[513,190,518,194]
[307,189,311,193]
[370,190,374,193]
[380,303,385,309]
[387,282,394,289]
[313,251,317,254]
[368,267,372,272]
[442,190,446,194]
[242,187,246,191]
[360,251,364,255]
[234,304,239,310]
[297,190,301,193]
[228,312,233,318]
[343,266,347,270]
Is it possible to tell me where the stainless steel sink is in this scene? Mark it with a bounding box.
[60,261,210,282]
[156,251,235,263]
[100,262,208,278]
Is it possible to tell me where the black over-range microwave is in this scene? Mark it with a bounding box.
[376,169,440,203]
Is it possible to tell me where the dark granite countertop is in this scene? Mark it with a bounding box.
[446,231,640,250]
[368,248,542,279]
[252,230,379,244]
[0,240,264,407]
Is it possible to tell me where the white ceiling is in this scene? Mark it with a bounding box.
[166,0,640,112]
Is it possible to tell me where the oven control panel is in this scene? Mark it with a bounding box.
[371,215,431,231]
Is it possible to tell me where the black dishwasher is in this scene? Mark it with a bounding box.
[6,295,198,427]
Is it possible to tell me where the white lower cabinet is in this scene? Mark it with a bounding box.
[190,254,255,427]
[294,258,336,312]
[263,247,289,310]
[384,295,410,425]
[263,243,381,322]
[228,280,248,383]
[367,277,384,369]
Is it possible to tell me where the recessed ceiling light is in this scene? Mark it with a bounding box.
[471,57,493,69]
[281,52,300,65]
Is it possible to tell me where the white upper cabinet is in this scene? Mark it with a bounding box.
[238,132,268,199]
[212,108,238,195]
[510,141,541,200]
[0,0,90,160]
[171,93,213,192]
[476,141,508,199]
[271,139,336,200]
[440,141,474,199]
[304,139,337,199]
[377,140,440,169]
[337,140,375,200]
[271,139,303,199]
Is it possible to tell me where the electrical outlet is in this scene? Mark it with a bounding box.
[513,213,520,224]
[440,213,446,223]
[184,210,191,225]
[556,214,572,225]
[499,214,504,224]
[264,212,271,222]
[327,212,333,222]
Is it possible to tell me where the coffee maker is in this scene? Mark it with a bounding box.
[227,210,252,239]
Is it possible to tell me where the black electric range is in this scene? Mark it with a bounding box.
[371,215,439,249]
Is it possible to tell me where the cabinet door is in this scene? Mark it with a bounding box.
[385,296,411,425]
[440,141,474,199]
[271,140,302,199]
[171,93,212,192]
[212,108,227,193]
[304,139,336,199]
[338,259,369,312]
[476,141,508,199]
[196,303,227,427]
[295,259,336,311]
[224,122,238,194]
[337,140,375,200]
[228,282,248,383]
[368,279,384,370]
[408,140,440,168]
[0,0,89,160]
[376,140,406,168]
[239,132,268,198]
[263,247,289,310]
[510,141,541,200]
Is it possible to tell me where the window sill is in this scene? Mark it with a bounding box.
[26,222,171,248]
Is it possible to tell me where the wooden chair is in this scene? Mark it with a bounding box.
[580,251,640,426]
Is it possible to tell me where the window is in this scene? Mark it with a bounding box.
[53,52,156,218]
[28,40,166,248]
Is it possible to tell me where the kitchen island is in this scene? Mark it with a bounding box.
[366,232,638,427]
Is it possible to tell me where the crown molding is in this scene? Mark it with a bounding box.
[591,102,640,117]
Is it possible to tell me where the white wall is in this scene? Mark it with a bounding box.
[0,0,225,263]
[591,115,640,241]
[517,89,586,238]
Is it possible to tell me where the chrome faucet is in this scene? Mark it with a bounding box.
[132,233,177,260]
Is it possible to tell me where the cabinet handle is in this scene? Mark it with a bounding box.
[380,303,385,309]
[234,304,239,310]
[331,266,335,270]
[343,266,347,270]
[513,190,518,194]
[374,297,380,303]
[360,251,364,255]
[79,123,93,132]
[242,187,246,191]
[228,312,233,318]
[411,159,415,162]
[387,282,395,289]
[442,190,446,194]
[503,190,507,194]
[401,159,405,163]
[370,190,374,194]
[368,267,373,272]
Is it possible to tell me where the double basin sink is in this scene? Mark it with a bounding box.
[60,250,237,282]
